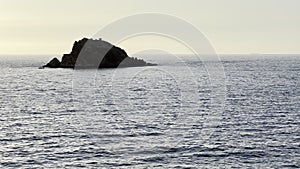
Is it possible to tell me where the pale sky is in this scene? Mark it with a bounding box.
[0,0,299,55]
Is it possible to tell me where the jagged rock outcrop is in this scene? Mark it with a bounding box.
[44,57,60,68]
[43,38,156,69]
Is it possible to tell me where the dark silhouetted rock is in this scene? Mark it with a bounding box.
[44,58,61,68]
[43,38,156,69]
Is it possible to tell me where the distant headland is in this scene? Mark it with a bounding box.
[43,38,156,69]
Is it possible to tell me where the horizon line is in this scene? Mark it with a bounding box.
[0,53,300,56]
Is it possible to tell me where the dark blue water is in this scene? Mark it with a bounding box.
[0,55,299,168]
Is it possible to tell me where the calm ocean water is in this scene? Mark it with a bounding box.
[0,55,299,168]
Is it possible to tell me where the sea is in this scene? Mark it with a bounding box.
[0,54,299,168]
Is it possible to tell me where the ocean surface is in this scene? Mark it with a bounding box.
[0,55,299,168]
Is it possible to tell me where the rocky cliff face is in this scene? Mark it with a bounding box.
[43,38,156,69]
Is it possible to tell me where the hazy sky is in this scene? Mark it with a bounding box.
[1,0,299,55]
